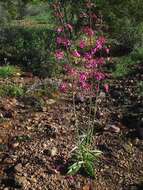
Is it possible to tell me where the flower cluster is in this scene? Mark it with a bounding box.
[53,1,110,95]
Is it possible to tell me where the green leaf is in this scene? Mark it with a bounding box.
[84,151,96,162]
[91,149,102,157]
[67,161,83,175]
[84,161,95,177]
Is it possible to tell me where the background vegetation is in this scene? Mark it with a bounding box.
[0,0,143,78]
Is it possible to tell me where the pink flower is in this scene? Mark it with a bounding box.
[83,27,94,36]
[72,50,81,58]
[57,27,63,33]
[64,65,77,76]
[91,47,97,55]
[80,81,91,91]
[55,50,64,60]
[84,53,92,60]
[57,37,63,44]
[79,40,86,48]
[64,64,70,72]
[68,68,77,76]
[86,59,97,68]
[94,72,105,81]
[104,84,109,93]
[105,47,110,54]
[56,37,71,46]
[66,24,73,31]
[96,36,106,50]
[97,58,105,66]
[79,72,88,82]
[59,82,68,93]
[98,36,106,44]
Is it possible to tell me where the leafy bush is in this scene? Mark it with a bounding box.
[112,56,135,78]
[131,47,143,62]
[0,25,57,77]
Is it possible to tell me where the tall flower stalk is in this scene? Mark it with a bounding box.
[52,0,110,177]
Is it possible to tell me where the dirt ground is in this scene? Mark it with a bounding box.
[0,68,143,190]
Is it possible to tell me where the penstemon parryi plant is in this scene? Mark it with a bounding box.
[51,0,110,177]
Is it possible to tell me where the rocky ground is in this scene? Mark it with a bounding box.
[0,66,143,190]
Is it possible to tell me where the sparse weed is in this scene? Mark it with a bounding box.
[0,84,24,97]
[0,65,20,78]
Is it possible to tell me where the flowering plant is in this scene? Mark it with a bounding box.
[52,0,110,177]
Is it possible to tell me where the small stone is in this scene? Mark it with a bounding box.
[51,147,57,156]
[4,188,9,190]
[12,142,19,148]
[0,113,3,117]
[15,163,23,173]
[104,124,120,133]
[3,158,14,164]
[30,176,37,183]
[76,182,81,189]
[43,143,47,148]
[133,138,140,145]
[123,143,133,153]
[16,72,21,76]
[99,92,106,98]
[46,99,56,105]
[42,107,47,112]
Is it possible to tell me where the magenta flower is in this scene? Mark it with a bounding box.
[105,47,110,54]
[56,37,71,46]
[104,84,109,93]
[96,36,106,50]
[86,59,97,68]
[57,37,63,44]
[84,52,92,60]
[72,50,81,58]
[79,40,86,48]
[91,47,97,55]
[96,41,102,50]
[80,81,91,91]
[55,50,64,60]
[94,72,105,81]
[64,64,70,72]
[68,68,77,76]
[59,82,68,93]
[57,27,63,33]
[64,65,77,77]
[83,27,94,36]
[97,58,105,66]
[79,72,88,82]
[66,24,73,31]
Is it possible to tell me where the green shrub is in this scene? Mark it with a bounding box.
[131,47,143,62]
[112,56,135,78]
[0,84,24,97]
[0,25,57,77]
[137,81,143,97]
[0,65,19,78]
